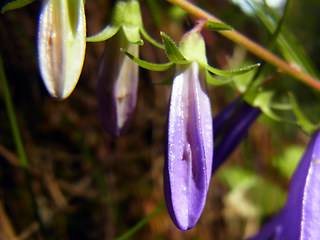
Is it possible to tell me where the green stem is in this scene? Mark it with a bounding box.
[0,53,46,238]
[115,201,165,240]
[166,0,320,92]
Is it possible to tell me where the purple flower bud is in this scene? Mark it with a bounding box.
[213,99,261,172]
[98,31,139,137]
[164,61,213,230]
[248,129,320,240]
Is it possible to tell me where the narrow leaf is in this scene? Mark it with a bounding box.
[160,32,190,64]
[1,0,34,13]
[200,61,260,76]
[86,25,120,42]
[289,94,317,134]
[205,71,232,86]
[206,20,233,31]
[140,27,164,49]
[122,49,174,71]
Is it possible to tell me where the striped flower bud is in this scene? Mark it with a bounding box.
[38,0,86,99]
[98,30,139,137]
[248,129,320,240]
[164,61,213,230]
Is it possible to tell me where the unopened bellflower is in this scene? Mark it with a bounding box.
[98,30,139,137]
[248,129,320,240]
[164,31,214,231]
[89,0,146,137]
[213,99,261,172]
[38,0,86,99]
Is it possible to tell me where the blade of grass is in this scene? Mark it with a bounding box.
[115,201,165,240]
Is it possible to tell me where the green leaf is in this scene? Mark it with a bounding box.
[86,25,120,42]
[140,27,164,49]
[205,71,233,86]
[272,145,305,178]
[199,61,260,76]
[248,0,319,78]
[206,20,233,31]
[160,32,190,64]
[122,49,174,71]
[252,91,282,121]
[1,0,34,13]
[289,94,318,134]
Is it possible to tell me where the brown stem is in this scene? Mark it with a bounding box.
[166,0,320,92]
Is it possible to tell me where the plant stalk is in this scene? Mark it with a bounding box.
[166,0,320,92]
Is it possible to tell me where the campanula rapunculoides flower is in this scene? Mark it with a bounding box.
[164,31,213,231]
[38,0,86,99]
[98,30,139,137]
[248,129,320,240]
[213,99,261,172]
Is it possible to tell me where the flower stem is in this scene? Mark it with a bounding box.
[166,0,320,92]
[0,53,46,238]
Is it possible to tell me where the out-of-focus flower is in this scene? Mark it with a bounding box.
[89,0,153,137]
[98,30,139,137]
[38,0,86,99]
[213,99,261,172]
[247,129,320,240]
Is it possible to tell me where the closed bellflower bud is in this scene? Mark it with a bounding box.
[164,60,213,230]
[38,0,86,99]
[213,99,261,172]
[248,129,320,240]
[98,30,139,137]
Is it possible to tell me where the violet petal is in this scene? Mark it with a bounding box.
[213,100,261,172]
[98,31,139,137]
[164,62,213,230]
[248,130,320,240]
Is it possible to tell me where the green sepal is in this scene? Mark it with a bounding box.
[122,49,174,71]
[206,20,233,31]
[200,62,261,77]
[205,71,233,86]
[140,27,164,49]
[86,25,120,42]
[1,0,34,13]
[86,0,125,42]
[251,91,282,121]
[289,94,318,134]
[160,32,190,64]
[122,25,143,45]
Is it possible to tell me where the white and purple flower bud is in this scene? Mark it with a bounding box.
[98,31,139,137]
[38,0,86,99]
[248,129,320,240]
[164,61,213,230]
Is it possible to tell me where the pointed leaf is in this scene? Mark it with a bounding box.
[160,32,190,64]
[289,94,317,134]
[205,71,232,86]
[206,20,233,31]
[200,61,260,77]
[122,49,174,71]
[140,27,164,49]
[1,0,34,13]
[86,25,120,42]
